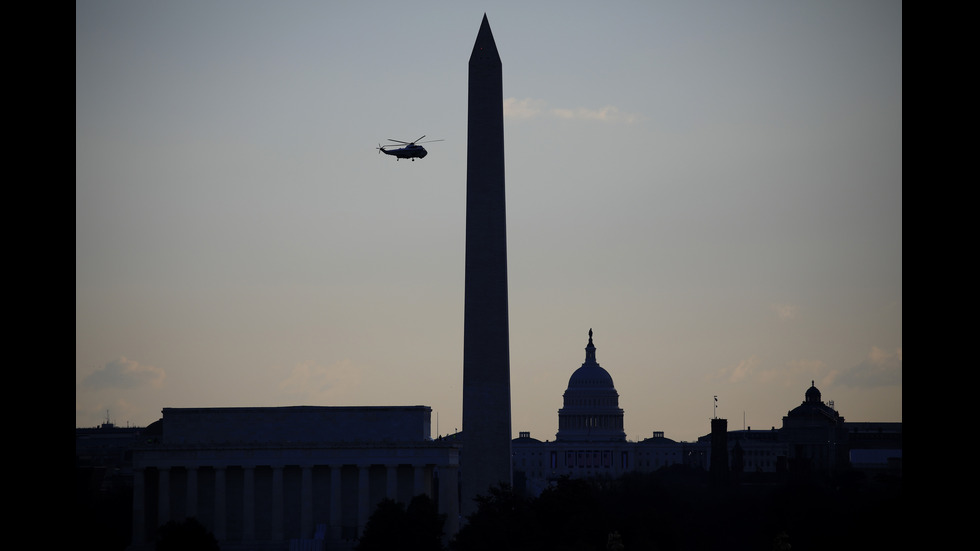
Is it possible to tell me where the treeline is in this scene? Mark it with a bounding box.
[361,465,903,551]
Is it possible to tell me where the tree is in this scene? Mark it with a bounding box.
[155,517,219,551]
[606,531,624,551]
[533,477,610,551]
[356,499,408,551]
[405,494,448,550]
[356,495,446,551]
[450,484,535,551]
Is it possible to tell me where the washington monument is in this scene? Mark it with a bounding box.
[461,14,511,519]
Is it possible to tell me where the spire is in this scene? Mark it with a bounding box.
[470,13,500,65]
[585,328,596,363]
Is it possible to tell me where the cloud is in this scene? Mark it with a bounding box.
[778,359,830,386]
[712,356,830,388]
[703,346,901,404]
[503,97,547,120]
[551,105,639,124]
[504,97,638,123]
[708,355,760,384]
[277,359,362,403]
[771,303,797,321]
[81,357,165,389]
[834,346,902,388]
[728,355,760,383]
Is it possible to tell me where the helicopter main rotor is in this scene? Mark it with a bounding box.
[386,135,445,146]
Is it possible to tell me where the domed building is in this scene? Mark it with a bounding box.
[779,380,849,475]
[512,330,683,496]
[556,329,626,442]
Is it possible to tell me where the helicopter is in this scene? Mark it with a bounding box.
[377,135,444,161]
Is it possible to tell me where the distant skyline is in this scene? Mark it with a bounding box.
[76,2,901,443]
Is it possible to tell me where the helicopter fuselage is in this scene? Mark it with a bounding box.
[378,136,441,160]
[381,145,427,160]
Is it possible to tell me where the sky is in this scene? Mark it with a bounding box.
[76,1,902,443]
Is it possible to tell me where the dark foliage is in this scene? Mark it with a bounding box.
[155,517,220,551]
[533,477,610,551]
[405,493,449,550]
[356,494,447,551]
[76,466,132,551]
[450,484,535,551]
[452,467,902,551]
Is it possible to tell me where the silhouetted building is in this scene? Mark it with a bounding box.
[556,329,625,442]
[76,420,144,478]
[695,382,901,481]
[731,440,745,482]
[709,418,729,487]
[77,420,146,551]
[129,406,458,551]
[846,422,902,474]
[513,331,685,496]
[704,427,787,475]
[780,381,848,477]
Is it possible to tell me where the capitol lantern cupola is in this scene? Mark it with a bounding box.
[556,330,626,442]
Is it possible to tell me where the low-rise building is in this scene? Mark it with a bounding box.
[130,405,459,551]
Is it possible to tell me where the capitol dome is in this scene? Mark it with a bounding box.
[566,355,616,390]
[556,330,626,442]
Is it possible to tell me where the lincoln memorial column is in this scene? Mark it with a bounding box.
[386,464,398,501]
[439,465,460,537]
[186,466,198,519]
[301,465,313,538]
[272,465,284,541]
[357,464,370,536]
[413,464,426,497]
[243,466,255,542]
[158,467,171,526]
[214,467,227,541]
[329,465,342,542]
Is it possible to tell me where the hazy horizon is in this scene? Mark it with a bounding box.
[76,1,901,443]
